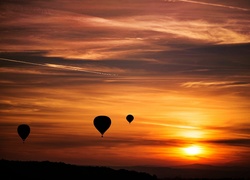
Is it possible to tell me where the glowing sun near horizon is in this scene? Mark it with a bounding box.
[183,145,202,156]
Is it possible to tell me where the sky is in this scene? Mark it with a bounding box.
[0,0,250,167]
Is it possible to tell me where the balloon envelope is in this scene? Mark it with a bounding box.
[93,116,111,137]
[17,124,30,142]
[126,114,134,123]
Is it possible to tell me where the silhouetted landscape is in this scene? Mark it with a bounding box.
[0,159,157,180]
[113,164,250,180]
[1,159,249,180]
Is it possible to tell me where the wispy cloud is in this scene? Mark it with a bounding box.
[1,2,249,61]
[181,81,250,88]
[177,0,249,11]
[139,121,199,130]
[204,138,250,147]
[45,63,117,76]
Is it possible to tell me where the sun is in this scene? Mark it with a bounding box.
[183,145,202,156]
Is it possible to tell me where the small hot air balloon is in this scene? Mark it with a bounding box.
[17,124,30,143]
[93,115,111,137]
[126,114,134,124]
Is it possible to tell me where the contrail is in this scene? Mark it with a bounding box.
[0,57,117,76]
[0,57,47,67]
[177,0,249,11]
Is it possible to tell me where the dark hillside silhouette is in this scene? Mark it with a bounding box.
[114,165,250,180]
[0,159,157,180]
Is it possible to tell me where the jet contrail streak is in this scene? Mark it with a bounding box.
[0,57,117,76]
[0,57,47,67]
[178,0,249,11]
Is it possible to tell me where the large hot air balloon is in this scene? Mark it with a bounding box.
[93,115,111,137]
[17,124,30,143]
[126,114,134,124]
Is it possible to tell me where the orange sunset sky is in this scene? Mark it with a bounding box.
[0,0,250,167]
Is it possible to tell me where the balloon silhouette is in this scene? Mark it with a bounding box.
[93,116,111,137]
[126,114,134,124]
[17,124,30,143]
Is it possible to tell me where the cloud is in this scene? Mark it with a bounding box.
[30,135,185,149]
[138,121,199,130]
[0,120,184,150]
[177,0,249,11]
[181,81,250,88]
[45,63,117,76]
[1,1,250,61]
[0,67,48,75]
[204,138,250,147]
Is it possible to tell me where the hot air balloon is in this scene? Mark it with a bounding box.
[17,124,30,143]
[126,114,134,124]
[93,115,111,137]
